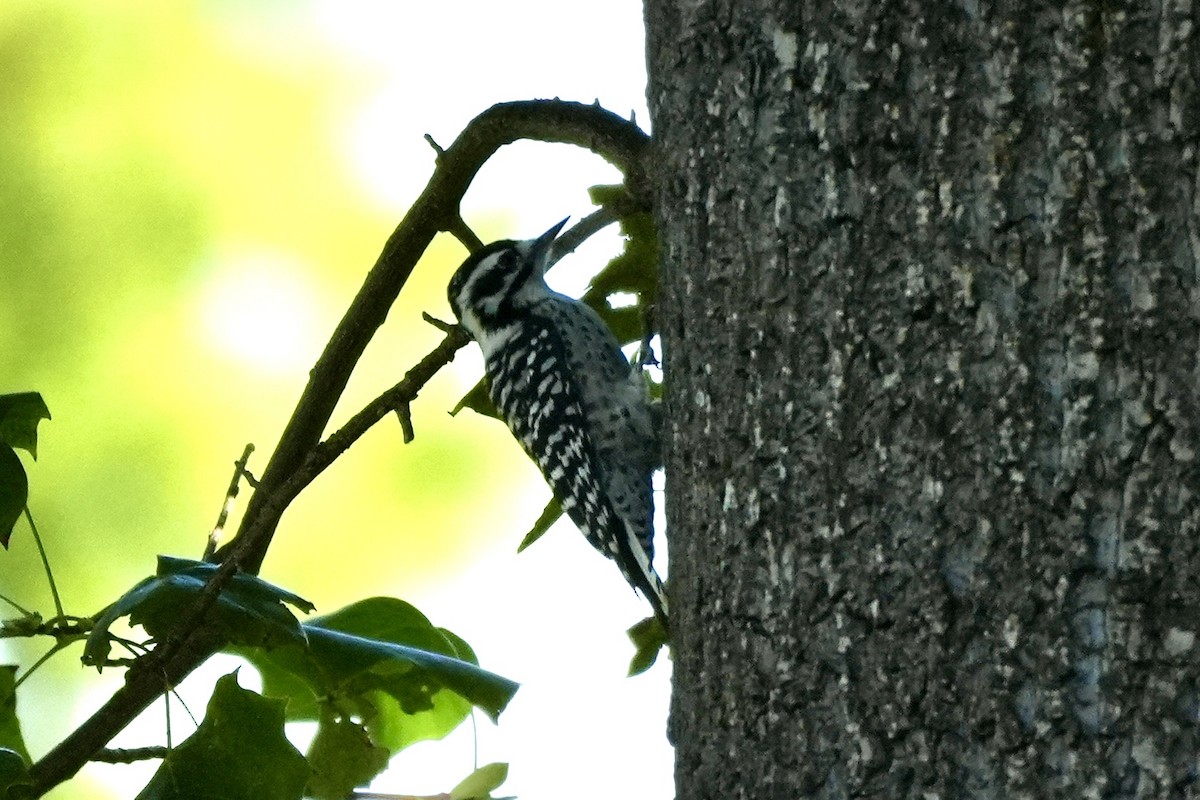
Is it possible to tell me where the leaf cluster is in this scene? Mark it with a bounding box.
[69,563,518,799]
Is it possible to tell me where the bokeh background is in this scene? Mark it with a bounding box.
[0,2,672,798]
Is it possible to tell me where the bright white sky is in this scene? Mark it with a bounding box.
[91,2,674,800]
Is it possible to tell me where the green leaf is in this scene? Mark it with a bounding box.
[580,201,658,297]
[305,712,389,800]
[0,668,30,765]
[586,183,629,208]
[304,625,515,721]
[581,219,658,304]
[308,596,454,655]
[0,448,27,549]
[516,497,562,553]
[239,598,518,755]
[135,672,308,800]
[346,625,485,753]
[84,557,314,668]
[627,615,669,677]
[253,653,321,720]
[585,304,644,347]
[0,748,32,800]
[451,762,509,800]
[355,687,471,755]
[436,626,477,662]
[0,393,50,460]
[577,194,661,351]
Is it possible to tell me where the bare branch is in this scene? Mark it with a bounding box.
[422,312,458,334]
[423,133,446,159]
[395,403,416,444]
[550,206,621,263]
[446,215,484,252]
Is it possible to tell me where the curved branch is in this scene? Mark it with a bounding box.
[27,99,650,797]
[225,99,650,572]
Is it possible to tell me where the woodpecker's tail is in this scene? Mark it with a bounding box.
[624,522,669,631]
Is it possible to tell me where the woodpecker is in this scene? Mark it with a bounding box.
[447,219,667,626]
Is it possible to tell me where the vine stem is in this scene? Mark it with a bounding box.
[0,591,33,617]
[24,506,63,619]
[14,639,73,690]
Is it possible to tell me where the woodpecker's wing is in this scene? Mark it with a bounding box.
[484,314,666,623]
[536,295,658,557]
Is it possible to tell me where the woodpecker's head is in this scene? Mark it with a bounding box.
[447,218,568,336]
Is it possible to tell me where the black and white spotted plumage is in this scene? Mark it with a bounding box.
[447,219,667,626]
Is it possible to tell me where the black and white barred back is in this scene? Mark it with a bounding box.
[447,219,667,626]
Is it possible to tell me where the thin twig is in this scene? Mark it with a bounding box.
[171,684,199,729]
[0,592,33,617]
[92,747,168,764]
[423,133,446,158]
[14,639,73,689]
[395,403,416,444]
[109,634,151,657]
[163,680,172,751]
[550,206,621,263]
[446,215,483,251]
[422,312,459,334]
[0,615,91,641]
[203,444,256,561]
[24,507,63,619]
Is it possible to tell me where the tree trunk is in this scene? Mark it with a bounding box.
[644,0,1200,796]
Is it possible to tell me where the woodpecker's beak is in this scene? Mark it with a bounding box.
[531,217,569,271]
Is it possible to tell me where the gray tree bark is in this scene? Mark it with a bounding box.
[644,0,1200,797]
